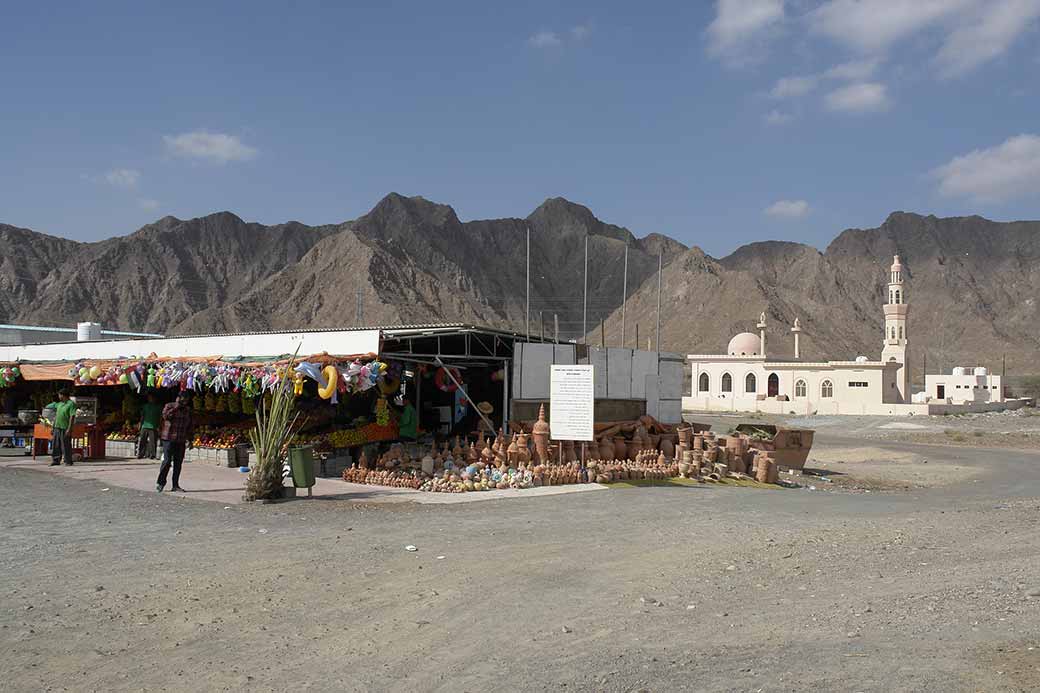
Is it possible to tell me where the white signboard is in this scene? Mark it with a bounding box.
[550,364,594,442]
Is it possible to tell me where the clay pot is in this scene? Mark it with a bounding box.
[693,434,704,451]
[660,438,675,460]
[599,437,614,460]
[612,437,626,460]
[626,439,641,461]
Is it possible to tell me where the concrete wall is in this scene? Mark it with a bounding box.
[512,343,681,423]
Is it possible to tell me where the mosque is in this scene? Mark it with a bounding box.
[682,255,1018,416]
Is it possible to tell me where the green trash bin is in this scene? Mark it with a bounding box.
[288,445,316,494]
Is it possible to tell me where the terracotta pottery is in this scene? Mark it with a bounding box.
[693,434,704,451]
[563,440,577,463]
[599,437,614,460]
[532,404,551,464]
[613,437,628,459]
[660,438,675,460]
[626,439,641,460]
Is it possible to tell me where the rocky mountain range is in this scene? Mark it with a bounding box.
[2,196,1038,374]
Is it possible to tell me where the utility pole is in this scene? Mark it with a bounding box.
[621,243,629,348]
[554,313,559,342]
[582,234,589,343]
[655,251,662,354]
[600,318,605,348]
[635,323,639,352]
[539,310,544,342]
[525,226,530,341]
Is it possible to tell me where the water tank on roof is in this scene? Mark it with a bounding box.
[77,322,102,342]
[952,366,966,376]
[855,355,868,363]
[973,367,988,376]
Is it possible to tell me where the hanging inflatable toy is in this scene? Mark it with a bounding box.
[317,365,339,400]
[146,367,156,389]
[434,367,461,393]
[293,371,305,396]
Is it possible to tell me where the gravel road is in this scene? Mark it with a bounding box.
[2,430,1039,692]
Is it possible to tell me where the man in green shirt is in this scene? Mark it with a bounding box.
[398,397,417,441]
[137,393,161,460]
[49,390,77,466]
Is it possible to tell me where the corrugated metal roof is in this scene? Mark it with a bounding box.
[1,323,553,347]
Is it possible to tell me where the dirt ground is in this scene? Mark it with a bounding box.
[2,415,1040,692]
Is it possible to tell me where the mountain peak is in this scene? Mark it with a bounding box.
[368,192,460,227]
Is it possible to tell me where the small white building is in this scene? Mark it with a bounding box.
[925,367,1003,405]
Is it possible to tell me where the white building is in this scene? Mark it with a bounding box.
[682,255,1031,416]
[925,367,1003,405]
[684,256,910,416]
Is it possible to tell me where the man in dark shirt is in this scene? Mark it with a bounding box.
[156,392,194,492]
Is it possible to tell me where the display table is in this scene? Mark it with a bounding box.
[32,423,106,460]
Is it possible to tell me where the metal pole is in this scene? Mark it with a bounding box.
[621,243,628,348]
[525,226,530,340]
[502,358,510,435]
[635,323,639,351]
[540,311,544,342]
[554,313,559,342]
[656,251,662,353]
[600,318,605,348]
[582,234,588,342]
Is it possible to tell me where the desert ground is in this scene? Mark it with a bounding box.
[2,411,1039,692]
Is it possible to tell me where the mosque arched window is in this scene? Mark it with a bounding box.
[745,373,757,393]
[721,373,732,393]
[795,380,807,398]
[698,372,710,392]
[821,380,833,398]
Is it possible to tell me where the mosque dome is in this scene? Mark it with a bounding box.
[727,332,760,356]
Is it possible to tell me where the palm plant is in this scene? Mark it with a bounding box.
[245,349,302,501]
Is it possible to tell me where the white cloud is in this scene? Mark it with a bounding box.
[764,199,811,218]
[810,0,973,53]
[571,24,591,41]
[707,0,785,63]
[764,109,794,125]
[809,0,1038,76]
[824,82,890,112]
[104,168,141,189]
[931,134,1040,202]
[935,0,1040,78]
[163,131,257,164]
[528,31,562,48]
[823,59,880,81]
[770,74,817,98]
[139,198,160,211]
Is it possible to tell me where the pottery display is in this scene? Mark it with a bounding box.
[532,404,551,463]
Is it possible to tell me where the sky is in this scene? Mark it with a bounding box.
[1,0,1038,257]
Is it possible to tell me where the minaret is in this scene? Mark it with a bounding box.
[791,318,802,359]
[881,255,910,402]
[757,312,767,357]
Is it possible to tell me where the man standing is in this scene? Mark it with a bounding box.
[156,392,193,492]
[137,393,161,460]
[398,397,417,441]
[49,389,77,466]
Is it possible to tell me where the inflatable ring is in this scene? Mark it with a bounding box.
[434,367,461,393]
[318,365,339,400]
